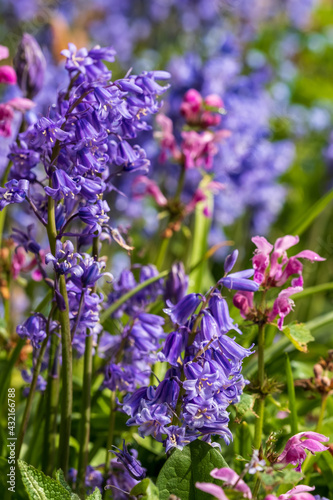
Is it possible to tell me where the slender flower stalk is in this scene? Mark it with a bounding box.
[77,237,99,497]
[16,307,54,458]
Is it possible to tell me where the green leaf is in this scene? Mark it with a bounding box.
[87,488,103,499]
[285,354,298,435]
[18,460,71,500]
[288,186,333,236]
[235,393,256,418]
[156,440,228,500]
[130,478,160,499]
[100,270,168,324]
[55,470,72,494]
[282,323,314,352]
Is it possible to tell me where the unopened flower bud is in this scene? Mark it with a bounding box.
[13,34,46,98]
[313,363,323,378]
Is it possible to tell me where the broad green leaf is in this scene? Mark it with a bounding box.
[55,470,80,499]
[282,323,314,352]
[55,470,71,494]
[18,460,71,500]
[87,488,103,499]
[156,440,228,500]
[130,478,160,499]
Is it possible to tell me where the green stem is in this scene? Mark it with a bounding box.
[46,179,72,475]
[252,477,261,499]
[104,391,116,478]
[285,353,298,435]
[43,333,60,476]
[174,163,186,201]
[77,333,93,498]
[57,274,73,475]
[77,235,99,497]
[316,393,328,433]
[155,237,170,271]
[16,336,49,458]
[0,338,25,410]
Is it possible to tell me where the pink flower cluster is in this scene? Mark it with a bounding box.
[233,235,325,329]
[0,44,35,137]
[154,88,230,171]
[277,431,329,472]
[196,432,329,500]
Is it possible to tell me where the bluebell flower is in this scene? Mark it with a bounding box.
[111,440,146,480]
[224,249,239,274]
[44,169,81,200]
[164,293,203,325]
[17,313,47,348]
[0,179,29,210]
[21,369,47,396]
[218,335,255,365]
[11,225,41,254]
[183,361,220,400]
[8,142,39,181]
[164,426,195,453]
[219,269,259,292]
[116,141,150,172]
[76,176,105,202]
[127,402,171,441]
[209,293,242,334]
[45,240,83,277]
[85,465,103,494]
[24,116,69,148]
[158,330,186,366]
[78,200,110,234]
[199,310,221,343]
[164,262,189,304]
[13,33,46,98]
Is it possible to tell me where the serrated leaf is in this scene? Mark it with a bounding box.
[55,469,72,494]
[130,478,160,499]
[282,323,314,352]
[156,440,228,500]
[282,469,303,483]
[18,460,71,500]
[87,488,103,499]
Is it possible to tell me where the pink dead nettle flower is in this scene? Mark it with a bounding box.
[0,45,9,61]
[0,45,17,84]
[181,129,230,170]
[252,235,324,288]
[180,88,225,128]
[0,97,35,138]
[180,88,203,123]
[185,181,224,217]
[234,235,325,330]
[0,65,17,85]
[233,290,254,319]
[265,485,316,500]
[154,114,181,163]
[277,432,329,472]
[132,176,168,207]
[196,467,252,500]
[12,247,45,281]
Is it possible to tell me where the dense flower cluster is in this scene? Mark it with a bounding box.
[122,251,259,452]
[0,38,169,390]
[233,235,325,329]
